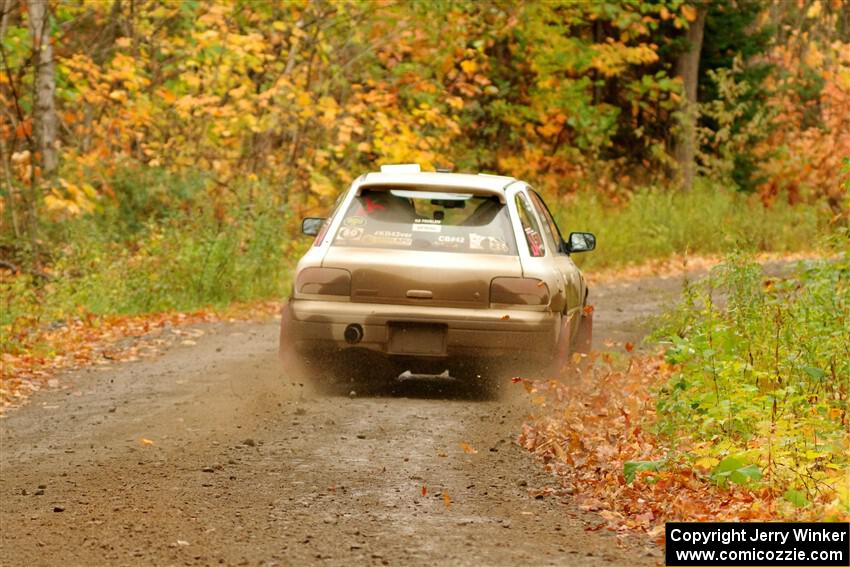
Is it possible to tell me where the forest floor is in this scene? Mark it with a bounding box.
[0,257,808,566]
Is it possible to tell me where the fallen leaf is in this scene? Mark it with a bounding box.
[624,342,635,353]
[443,492,451,509]
[460,442,478,454]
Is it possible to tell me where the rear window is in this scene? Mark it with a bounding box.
[332,188,517,255]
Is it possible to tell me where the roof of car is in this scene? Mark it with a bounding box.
[359,165,518,194]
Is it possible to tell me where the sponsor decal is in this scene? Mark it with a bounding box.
[470,233,509,252]
[337,227,364,241]
[363,231,412,247]
[343,215,366,227]
[373,230,412,238]
[412,223,441,233]
[434,234,464,249]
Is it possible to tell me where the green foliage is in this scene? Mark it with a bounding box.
[1,169,299,354]
[623,459,664,483]
[783,488,809,508]
[698,0,775,192]
[559,181,829,271]
[701,0,773,78]
[697,61,774,192]
[654,239,850,501]
[97,168,209,235]
[710,455,762,487]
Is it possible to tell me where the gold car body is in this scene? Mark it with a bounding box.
[280,165,592,374]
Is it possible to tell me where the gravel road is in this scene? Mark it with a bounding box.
[0,272,691,566]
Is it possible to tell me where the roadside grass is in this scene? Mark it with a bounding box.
[1,171,303,357]
[521,235,850,531]
[558,181,832,272]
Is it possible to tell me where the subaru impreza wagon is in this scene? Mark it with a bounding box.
[279,164,595,384]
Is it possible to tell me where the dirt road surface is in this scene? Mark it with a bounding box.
[1,272,692,566]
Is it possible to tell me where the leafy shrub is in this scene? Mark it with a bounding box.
[654,236,849,509]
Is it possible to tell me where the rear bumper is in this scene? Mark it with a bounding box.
[281,298,559,359]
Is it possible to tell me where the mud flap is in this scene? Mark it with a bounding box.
[550,313,573,377]
[573,312,593,355]
[551,312,593,377]
[278,302,349,384]
[278,301,297,369]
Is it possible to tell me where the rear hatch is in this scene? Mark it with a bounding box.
[322,247,523,308]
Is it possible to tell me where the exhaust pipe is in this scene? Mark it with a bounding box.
[344,324,364,345]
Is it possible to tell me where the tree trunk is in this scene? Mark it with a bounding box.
[673,5,706,191]
[1,0,21,238]
[592,19,603,105]
[27,0,57,177]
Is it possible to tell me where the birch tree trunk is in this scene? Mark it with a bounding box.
[27,0,57,177]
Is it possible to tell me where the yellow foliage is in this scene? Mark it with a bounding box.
[310,172,337,198]
[44,179,97,218]
[460,59,478,74]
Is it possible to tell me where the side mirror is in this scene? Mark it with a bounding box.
[566,232,596,253]
[301,217,326,236]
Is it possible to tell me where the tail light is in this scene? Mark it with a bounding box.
[296,267,351,296]
[490,277,549,306]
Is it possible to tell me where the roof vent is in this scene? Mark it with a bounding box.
[379,163,421,174]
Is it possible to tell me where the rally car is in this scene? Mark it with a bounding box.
[279,164,595,384]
